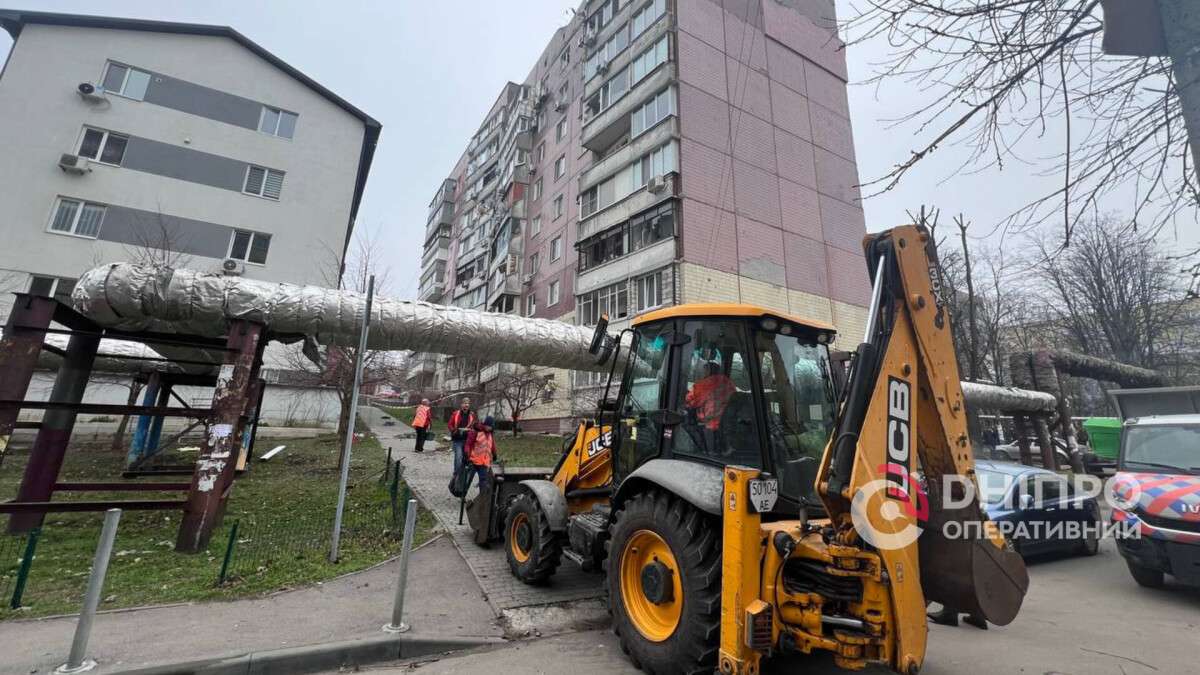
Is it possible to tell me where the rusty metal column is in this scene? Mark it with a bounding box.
[0,294,57,470]
[9,328,101,532]
[175,320,263,553]
[1012,415,1035,466]
[1033,417,1058,471]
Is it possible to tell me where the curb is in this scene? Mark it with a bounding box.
[110,635,503,675]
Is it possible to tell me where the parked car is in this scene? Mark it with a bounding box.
[989,436,1072,467]
[976,460,1101,557]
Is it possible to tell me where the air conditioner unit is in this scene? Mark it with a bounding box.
[582,33,597,47]
[76,82,106,103]
[529,166,538,176]
[58,153,89,174]
[647,175,667,194]
[554,100,568,112]
[522,274,534,285]
[596,61,610,75]
[221,259,245,276]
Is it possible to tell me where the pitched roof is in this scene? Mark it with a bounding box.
[0,8,381,253]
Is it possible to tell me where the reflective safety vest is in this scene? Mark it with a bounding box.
[411,405,431,429]
[468,431,494,467]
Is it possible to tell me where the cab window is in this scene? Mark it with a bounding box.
[673,320,761,467]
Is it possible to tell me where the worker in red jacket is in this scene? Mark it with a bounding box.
[447,397,476,476]
[463,415,497,492]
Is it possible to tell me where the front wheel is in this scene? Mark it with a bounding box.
[1126,559,1165,588]
[606,491,721,674]
[504,493,562,584]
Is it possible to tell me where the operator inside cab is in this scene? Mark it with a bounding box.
[684,360,736,453]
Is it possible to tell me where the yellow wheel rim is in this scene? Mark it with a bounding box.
[619,529,682,642]
[509,512,532,564]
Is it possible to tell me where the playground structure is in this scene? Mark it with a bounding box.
[0,262,1073,551]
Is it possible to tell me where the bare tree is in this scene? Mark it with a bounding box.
[122,208,195,268]
[490,365,554,436]
[847,2,1198,240]
[1028,214,1199,378]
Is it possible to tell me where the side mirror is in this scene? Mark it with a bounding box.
[1018,494,1035,510]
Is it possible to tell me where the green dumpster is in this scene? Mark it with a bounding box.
[1083,417,1122,460]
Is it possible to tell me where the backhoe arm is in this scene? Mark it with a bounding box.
[816,225,1029,671]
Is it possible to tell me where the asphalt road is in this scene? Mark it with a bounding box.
[358,537,1200,674]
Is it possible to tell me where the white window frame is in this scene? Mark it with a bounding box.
[76,127,129,166]
[549,279,561,306]
[258,106,298,139]
[100,62,151,101]
[47,197,106,239]
[553,194,564,219]
[226,229,272,265]
[554,154,567,180]
[532,178,543,201]
[243,165,285,200]
[556,117,567,142]
[529,251,540,274]
[551,235,563,262]
[525,292,537,317]
[635,270,665,311]
[531,215,542,236]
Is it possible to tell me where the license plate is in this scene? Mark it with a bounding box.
[748,478,779,513]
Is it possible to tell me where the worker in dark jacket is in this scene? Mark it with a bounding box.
[447,397,476,476]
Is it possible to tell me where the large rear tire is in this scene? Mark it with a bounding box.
[504,492,562,584]
[606,490,721,674]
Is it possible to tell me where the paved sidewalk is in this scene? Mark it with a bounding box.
[0,536,499,675]
[365,407,604,613]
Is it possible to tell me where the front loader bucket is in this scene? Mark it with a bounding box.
[918,508,1029,625]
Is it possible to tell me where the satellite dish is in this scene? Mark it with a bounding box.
[78,82,96,95]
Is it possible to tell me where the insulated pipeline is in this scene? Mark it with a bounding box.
[71,263,610,373]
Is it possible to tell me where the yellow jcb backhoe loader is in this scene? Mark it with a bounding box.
[467,224,1029,674]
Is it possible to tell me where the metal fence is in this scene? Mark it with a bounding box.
[0,528,38,610]
[216,462,411,585]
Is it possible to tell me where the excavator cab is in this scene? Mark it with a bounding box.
[609,305,840,515]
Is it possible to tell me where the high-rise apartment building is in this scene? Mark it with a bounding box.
[413,0,869,430]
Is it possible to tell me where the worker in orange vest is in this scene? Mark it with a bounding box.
[685,361,735,455]
[411,398,432,453]
[448,397,477,476]
[463,415,497,492]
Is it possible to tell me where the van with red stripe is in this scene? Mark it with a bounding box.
[1107,387,1200,588]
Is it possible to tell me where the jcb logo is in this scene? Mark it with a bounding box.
[586,430,612,459]
[885,377,911,499]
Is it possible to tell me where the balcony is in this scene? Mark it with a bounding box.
[576,237,675,296]
[486,273,522,307]
[580,117,677,192]
[582,63,676,153]
[578,173,678,241]
[583,11,674,101]
[421,243,449,271]
[418,280,445,302]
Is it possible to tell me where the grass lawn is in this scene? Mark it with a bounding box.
[0,432,435,620]
[377,405,415,423]
[496,433,567,468]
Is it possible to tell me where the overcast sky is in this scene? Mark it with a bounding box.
[3,0,1196,297]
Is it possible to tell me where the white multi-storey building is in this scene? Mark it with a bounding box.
[0,9,380,312]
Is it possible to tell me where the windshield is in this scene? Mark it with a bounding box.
[753,328,836,505]
[975,468,1017,506]
[1122,424,1200,474]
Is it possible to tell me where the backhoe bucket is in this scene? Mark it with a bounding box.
[918,507,1029,625]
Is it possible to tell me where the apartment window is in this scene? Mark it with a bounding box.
[579,225,626,271]
[531,215,542,236]
[578,280,629,325]
[536,142,546,164]
[28,276,76,304]
[558,81,569,102]
[585,26,630,81]
[526,292,537,317]
[631,35,669,84]
[529,251,540,274]
[631,142,678,187]
[101,62,151,100]
[551,235,563,262]
[629,201,676,250]
[554,154,567,180]
[631,0,667,37]
[77,128,128,166]
[553,194,564,219]
[244,166,285,200]
[586,0,624,33]
[584,66,631,120]
[549,280,561,306]
[228,230,271,265]
[631,87,675,137]
[556,117,568,142]
[532,178,543,201]
[634,270,665,311]
[259,106,298,139]
[48,198,105,238]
